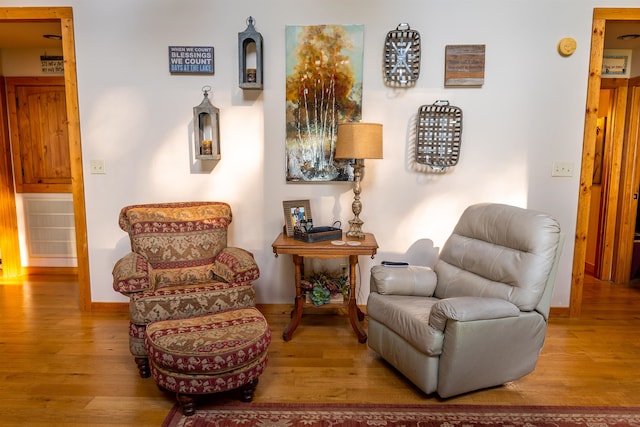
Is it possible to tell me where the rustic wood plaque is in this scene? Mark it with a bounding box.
[444,44,485,87]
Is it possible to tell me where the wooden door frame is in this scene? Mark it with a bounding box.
[0,7,91,311]
[0,76,21,277]
[573,8,640,316]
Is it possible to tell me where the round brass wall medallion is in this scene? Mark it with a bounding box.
[558,37,577,56]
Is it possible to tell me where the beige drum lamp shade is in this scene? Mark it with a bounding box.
[335,123,383,160]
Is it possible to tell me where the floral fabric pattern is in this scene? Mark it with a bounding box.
[145,308,271,374]
[130,281,255,325]
[127,280,257,357]
[150,262,215,289]
[212,247,260,283]
[113,202,261,361]
[119,202,232,233]
[118,202,232,287]
[112,252,151,294]
[145,308,270,395]
[129,323,147,356]
[151,352,268,395]
[164,402,640,426]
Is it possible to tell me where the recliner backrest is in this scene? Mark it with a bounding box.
[433,203,561,312]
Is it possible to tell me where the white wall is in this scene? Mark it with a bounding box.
[4,0,640,307]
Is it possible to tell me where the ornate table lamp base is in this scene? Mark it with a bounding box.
[346,162,366,239]
[346,218,365,239]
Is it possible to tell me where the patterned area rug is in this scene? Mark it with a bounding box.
[162,402,640,427]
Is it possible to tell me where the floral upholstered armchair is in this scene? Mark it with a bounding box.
[112,201,260,378]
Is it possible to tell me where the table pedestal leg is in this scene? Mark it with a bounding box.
[282,254,367,343]
[348,255,367,343]
[283,255,304,341]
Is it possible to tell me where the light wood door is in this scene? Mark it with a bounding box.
[613,76,640,282]
[6,76,71,193]
[594,79,628,281]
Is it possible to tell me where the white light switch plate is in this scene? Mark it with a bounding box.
[552,161,573,177]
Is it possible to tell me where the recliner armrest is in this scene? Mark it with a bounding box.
[370,264,437,296]
[429,297,520,331]
[112,252,152,295]
[211,247,260,283]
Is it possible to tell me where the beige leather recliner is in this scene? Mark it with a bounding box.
[367,203,562,398]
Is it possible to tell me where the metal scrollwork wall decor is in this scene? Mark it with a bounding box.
[383,23,421,87]
[415,100,462,172]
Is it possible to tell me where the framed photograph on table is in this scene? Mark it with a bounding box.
[283,200,312,237]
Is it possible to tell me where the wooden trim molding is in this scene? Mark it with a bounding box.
[90,302,573,317]
[91,302,129,313]
[0,78,22,277]
[25,267,78,276]
[59,11,92,312]
[571,14,604,317]
[549,306,570,318]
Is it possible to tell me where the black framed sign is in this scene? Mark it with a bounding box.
[168,46,214,75]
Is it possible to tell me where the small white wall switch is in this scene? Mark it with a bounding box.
[90,159,106,174]
[552,161,574,177]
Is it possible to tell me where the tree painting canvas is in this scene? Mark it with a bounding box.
[285,24,364,182]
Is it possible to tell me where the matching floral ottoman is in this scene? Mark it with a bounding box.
[144,307,271,416]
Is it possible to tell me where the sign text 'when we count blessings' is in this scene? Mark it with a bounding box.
[168,46,214,75]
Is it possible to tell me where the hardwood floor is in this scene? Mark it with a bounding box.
[0,274,639,426]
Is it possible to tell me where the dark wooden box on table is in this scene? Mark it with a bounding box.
[293,226,342,243]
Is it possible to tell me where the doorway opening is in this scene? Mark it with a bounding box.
[0,7,91,311]
[573,8,640,316]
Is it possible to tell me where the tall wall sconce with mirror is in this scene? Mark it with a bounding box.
[193,85,220,160]
[335,122,383,239]
[238,16,263,90]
